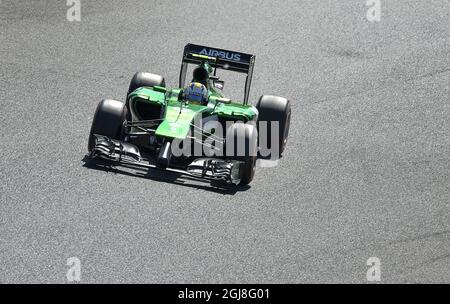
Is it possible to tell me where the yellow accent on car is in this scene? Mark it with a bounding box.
[192,53,216,61]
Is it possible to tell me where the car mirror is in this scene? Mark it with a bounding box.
[217,97,231,104]
[214,80,224,91]
[153,86,167,93]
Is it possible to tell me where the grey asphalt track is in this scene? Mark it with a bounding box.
[1,0,449,283]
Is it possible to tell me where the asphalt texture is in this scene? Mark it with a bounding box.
[1,0,449,283]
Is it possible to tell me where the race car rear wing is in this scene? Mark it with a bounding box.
[179,44,255,104]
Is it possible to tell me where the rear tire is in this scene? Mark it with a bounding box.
[256,95,291,158]
[127,72,166,96]
[226,123,258,185]
[127,72,166,122]
[88,99,126,152]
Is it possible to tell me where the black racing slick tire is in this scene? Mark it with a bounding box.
[256,95,291,158]
[226,123,258,185]
[127,72,166,96]
[88,99,126,152]
[240,153,257,186]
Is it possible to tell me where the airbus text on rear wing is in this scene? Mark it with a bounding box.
[179,44,255,104]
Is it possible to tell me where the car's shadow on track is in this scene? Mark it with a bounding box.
[81,156,250,195]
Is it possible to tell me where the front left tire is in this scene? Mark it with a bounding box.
[226,123,258,185]
[256,95,291,158]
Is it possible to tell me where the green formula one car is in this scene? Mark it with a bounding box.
[88,44,291,185]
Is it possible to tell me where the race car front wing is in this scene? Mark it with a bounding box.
[89,135,242,185]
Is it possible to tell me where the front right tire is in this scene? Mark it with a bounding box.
[88,99,126,152]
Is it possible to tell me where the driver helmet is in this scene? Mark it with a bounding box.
[192,64,212,87]
[183,82,208,105]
